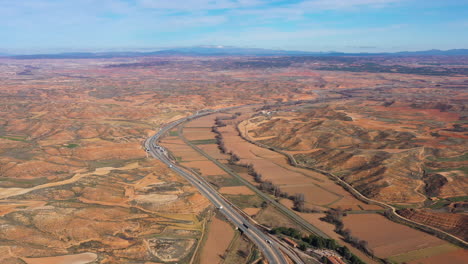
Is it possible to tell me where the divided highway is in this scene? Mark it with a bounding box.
[145,109,297,264]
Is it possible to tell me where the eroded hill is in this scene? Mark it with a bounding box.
[246,99,467,204]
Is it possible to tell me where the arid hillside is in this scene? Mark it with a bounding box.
[248,97,467,204]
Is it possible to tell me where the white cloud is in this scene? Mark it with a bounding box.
[196,23,407,49]
[297,0,404,10]
[137,0,264,11]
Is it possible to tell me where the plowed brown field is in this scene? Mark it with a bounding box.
[343,214,446,258]
[200,216,234,264]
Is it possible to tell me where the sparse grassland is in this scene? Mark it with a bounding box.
[63,143,79,148]
[388,244,460,263]
[189,139,217,145]
[0,135,28,142]
[223,194,264,209]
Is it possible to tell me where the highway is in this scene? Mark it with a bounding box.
[145,109,298,264]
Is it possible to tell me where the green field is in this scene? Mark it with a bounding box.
[206,175,242,187]
[224,194,264,209]
[428,153,468,162]
[190,139,217,145]
[388,243,459,263]
[64,143,79,148]
[0,135,28,142]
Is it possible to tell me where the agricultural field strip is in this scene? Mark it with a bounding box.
[177,120,330,238]
[237,106,468,248]
[246,150,346,207]
[387,243,459,263]
[247,149,326,183]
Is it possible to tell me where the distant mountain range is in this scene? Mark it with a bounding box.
[2,46,468,59]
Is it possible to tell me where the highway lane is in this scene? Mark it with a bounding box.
[145,109,295,264]
[179,123,330,239]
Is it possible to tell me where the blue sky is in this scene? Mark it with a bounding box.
[1,0,468,53]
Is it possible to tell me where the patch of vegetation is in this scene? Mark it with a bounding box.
[271,226,366,264]
[69,240,107,251]
[427,199,451,209]
[388,244,459,264]
[224,234,254,264]
[64,143,79,148]
[376,117,401,124]
[224,163,249,174]
[206,175,242,187]
[47,199,89,209]
[447,196,468,202]
[390,204,420,210]
[189,139,217,145]
[255,205,308,231]
[0,136,28,142]
[88,87,120,99]
[428,153,468,162]
[169,131,179,136]
[87,159,129,169]
[224,194,263,209]
[0,176,50,188]
[247,247,260,263]
[427,166,468,175]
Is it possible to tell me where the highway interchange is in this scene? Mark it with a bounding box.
[144,108,304,264]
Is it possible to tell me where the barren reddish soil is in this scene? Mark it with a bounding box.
[197,144,231,160]
[23,253,98,264]
[1,55,466,263]
[183,160,227,176]
[183,127,217,141]
[343,214,447,258]
[160,137,207,161]
[199,215,234,264]
[185,115,218,128]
